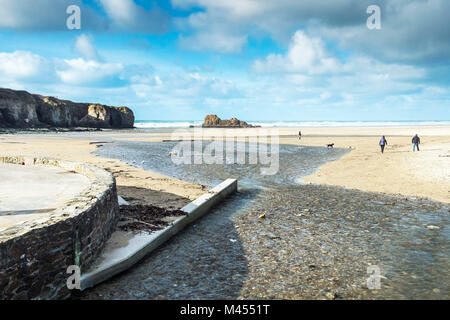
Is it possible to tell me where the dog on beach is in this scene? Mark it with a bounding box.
[327,143,334,148]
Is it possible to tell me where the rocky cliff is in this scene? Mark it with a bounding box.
[202,114,258,128]
[0,88,134,129]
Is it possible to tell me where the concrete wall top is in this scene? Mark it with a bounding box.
[0,156,115,243]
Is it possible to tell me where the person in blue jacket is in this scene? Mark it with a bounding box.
[379,135,388,153]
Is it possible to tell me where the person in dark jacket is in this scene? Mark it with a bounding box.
[412,134,420,152]
[379,136,387,153]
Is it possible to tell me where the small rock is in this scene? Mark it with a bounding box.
[118,196,129,206]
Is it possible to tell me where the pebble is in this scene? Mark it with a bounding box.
[326,292,335,299]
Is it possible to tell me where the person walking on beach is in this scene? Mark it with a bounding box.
[298,131,302,140]
[379,135,388,153]
[412,134,421,152]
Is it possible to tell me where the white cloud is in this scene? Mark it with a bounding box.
[179,32,247,53]
[98,0,168,33]
[74,34,99,61]
[0,0,107,31]
[0,0,165,33]
[252,29,426,95]
[172,0,373,52]
[56,58,123,85]
[173,0,450,63]
[0,51,51,79]
[253,31,340,74]
[129,71,242,102]
[99,0,137,27]
[0,0,71,30]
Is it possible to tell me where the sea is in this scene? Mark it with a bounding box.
[134,120,450,129]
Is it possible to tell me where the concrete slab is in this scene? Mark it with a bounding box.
[0,163,90,231]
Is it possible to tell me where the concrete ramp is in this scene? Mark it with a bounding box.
[81,179,237,290]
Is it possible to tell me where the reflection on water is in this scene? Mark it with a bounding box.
[95,141,449,299]
[96,140,348,188]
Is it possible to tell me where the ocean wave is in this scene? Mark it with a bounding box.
[135,120,450,128]
[248,121,450,127]
[135,121,202,128]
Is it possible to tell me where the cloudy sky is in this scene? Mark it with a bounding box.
[0,0,449,121]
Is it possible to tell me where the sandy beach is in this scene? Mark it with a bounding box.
[1,125,449,204]
[280,127,450,204]
[65,124,448,300]
[2,126,449,300]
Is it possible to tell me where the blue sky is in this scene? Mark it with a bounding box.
[0,0,449,121]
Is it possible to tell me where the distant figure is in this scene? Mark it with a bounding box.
[298,131,302,140]
[412,134,421,152]
[327,143,334,148]
[379,136,388,153]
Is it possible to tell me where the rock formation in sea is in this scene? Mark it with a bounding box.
[202,114,258,128]
[0,88,134,129]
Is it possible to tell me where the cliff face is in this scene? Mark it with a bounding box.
[0,88,134,129]
[202,114,257,128]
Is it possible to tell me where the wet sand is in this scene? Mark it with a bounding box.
[80,185,449,300]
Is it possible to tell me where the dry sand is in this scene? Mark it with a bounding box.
[0,125,449,205]
[0,134,206,209]
[279,127,450,204]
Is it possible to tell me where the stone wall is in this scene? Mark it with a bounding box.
[0,157,119,299]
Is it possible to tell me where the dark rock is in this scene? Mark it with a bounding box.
[202,114,259,128]
[0,88,134,129]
